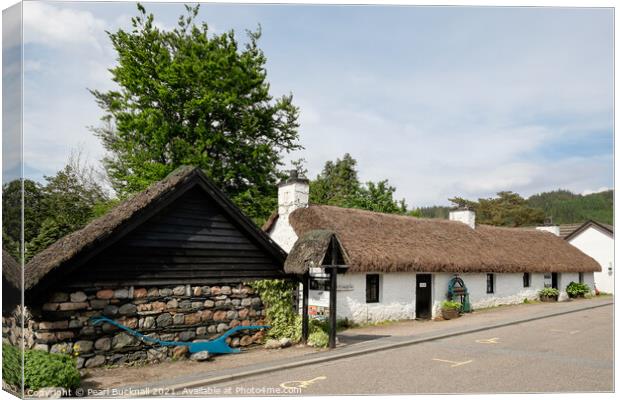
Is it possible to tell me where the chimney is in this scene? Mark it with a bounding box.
[536,218,560,236]
[449,207,476,229]
[278,170,309,217]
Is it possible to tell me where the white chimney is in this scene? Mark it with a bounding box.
[449,208,476,229]
[536,225,560,236]
[269,171,309,252]
[277,170,309,216]
[536,217,560,236]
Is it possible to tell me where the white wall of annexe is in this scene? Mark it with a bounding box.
[307,271,594,324]
[567,226,614,294]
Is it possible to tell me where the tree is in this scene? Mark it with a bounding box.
[2,179,46,258]
[349,180,407,214]
[449,191,545,227]
[90,4,300,224]
[527,189,613,225]
[309,154,407,214]
[25,219,70,261]
[310,153,360,206]
[18,154,110,261]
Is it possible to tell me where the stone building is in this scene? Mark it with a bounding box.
[2,166,289,368]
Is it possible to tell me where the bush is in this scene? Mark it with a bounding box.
[24,350,80,390]
[441,300,462,311]
[307,330,329,348]
[539,287,560,297]
[566,281,590,298]
[2,343,22,388]
[251,279,301,341]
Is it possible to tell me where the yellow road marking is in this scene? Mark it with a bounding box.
[280,376,327,389]
[550,329,581,335]
[432,358,473,367]
[475,337,500,344]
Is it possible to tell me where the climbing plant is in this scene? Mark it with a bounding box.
[251,279,301,341]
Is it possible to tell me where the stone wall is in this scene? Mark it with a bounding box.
[8,283,266,368]
[2,305,35,349]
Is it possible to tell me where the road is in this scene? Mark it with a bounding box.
[200,305,613,395]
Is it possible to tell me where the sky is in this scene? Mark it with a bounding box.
[3,1,614,207]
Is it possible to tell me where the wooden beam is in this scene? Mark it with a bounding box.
[302,272,309,344]
[329,236,338,349]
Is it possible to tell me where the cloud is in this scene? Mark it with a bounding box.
[18,4,613,207]
[581,187,612,196]
[23,2,107,52]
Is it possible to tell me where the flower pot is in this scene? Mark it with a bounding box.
[540,295,558,302]
[441,308,460,320]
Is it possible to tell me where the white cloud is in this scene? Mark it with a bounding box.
[23,2,107,52]
[581,187,611,196]
[18,4,612,207]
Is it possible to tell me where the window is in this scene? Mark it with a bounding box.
[578,272,584,284]
[523,272,530,288]
[486,273,495,294]
[366,274,380,303]
[309,278,329,291]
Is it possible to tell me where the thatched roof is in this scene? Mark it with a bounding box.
[2,250,21,289]
[25,166,287,291]
[286,205,601,273]
[284,230,348,274]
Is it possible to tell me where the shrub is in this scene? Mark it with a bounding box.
[24,350,80,391]
[251,279,301,341]
[441,300,462,311]
[2,343,22,388]
[539,287,560,298]
[566,282,591,298]
[307,330,329,348]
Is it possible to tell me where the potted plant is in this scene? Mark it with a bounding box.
[441,300,462,320]
[539,287,560,302]
[566,282,590,299]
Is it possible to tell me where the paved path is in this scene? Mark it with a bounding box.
[90,297,612,396]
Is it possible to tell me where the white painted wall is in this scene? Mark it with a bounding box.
[568,227,614,294]
[268,213,298,253]
[310,270,596,323]
[309,272,416,323]
[431,273,542,317]
[268,180,308,253]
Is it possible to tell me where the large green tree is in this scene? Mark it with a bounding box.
[309,154,407,214]
[91,4,300,224]
[449,191,545,227]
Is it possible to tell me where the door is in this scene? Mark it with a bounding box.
[416,274,432,320]
[551,272,559,289]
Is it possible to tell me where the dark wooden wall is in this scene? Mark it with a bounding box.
[66,187,284,287]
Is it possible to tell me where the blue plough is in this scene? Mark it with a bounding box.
[90,316,270,354]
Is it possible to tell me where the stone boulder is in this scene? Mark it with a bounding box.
[70,291,87,303]
[189,351,211,361]
[264,339,281,349]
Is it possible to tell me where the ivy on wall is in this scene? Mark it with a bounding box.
[251,279,301,341]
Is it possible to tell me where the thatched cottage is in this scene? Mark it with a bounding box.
[2,166,289,368]
[264,174,601,323]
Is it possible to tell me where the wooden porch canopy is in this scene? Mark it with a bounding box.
[285,230,348,348]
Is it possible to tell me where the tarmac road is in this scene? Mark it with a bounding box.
[202,305,613,395]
